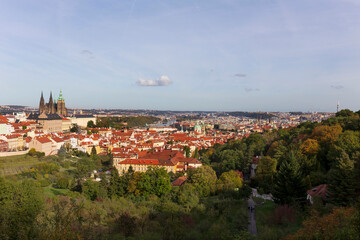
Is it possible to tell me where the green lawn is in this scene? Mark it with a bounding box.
[0,154,41,176]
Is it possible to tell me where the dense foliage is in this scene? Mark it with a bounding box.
[0,149,251,239]
[226,111,275,119]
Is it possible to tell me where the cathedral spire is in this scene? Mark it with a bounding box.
[49,91,56,114]
[39,91,45,114]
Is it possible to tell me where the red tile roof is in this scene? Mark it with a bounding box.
[172,176,188,186]
[307,184,330,198]
[36,137,52,144]
[119,158,176,166]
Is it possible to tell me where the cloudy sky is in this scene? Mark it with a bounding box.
[1,0,360,112]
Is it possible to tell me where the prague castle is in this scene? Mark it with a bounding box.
[28,91,68,133]
[39,91,67,115]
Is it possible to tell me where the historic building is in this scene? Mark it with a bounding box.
[39,91,67,116]
[27,91,67,133]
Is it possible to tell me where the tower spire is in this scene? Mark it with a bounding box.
[49,91,56,114]
[337,99,340,113]
[39,91,45,114]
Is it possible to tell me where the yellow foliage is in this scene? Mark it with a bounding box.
[312,124,342,143]
[300,139,320,155]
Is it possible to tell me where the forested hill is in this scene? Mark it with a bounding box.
[93,116,160,129]
[226,111,275,119]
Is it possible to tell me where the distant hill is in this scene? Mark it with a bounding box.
[226,111,275,119]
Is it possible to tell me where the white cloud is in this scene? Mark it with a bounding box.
[331,85,344,90]
[234,73,247,78]
[137,75,172,86]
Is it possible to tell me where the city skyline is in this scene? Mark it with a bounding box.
[1,0,360,112]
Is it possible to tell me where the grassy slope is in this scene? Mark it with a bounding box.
[0,154,41,176]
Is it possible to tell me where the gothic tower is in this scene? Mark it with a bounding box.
[38,91,68,115]
[39,91,45,114]
[48,92,56,114]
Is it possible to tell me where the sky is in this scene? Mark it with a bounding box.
[0,0,360,112]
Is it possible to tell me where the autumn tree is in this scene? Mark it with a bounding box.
[312,124,342,144]
[286,207,357,240]
[300,139,320,156]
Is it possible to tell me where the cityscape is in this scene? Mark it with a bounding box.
[1,1,360,240]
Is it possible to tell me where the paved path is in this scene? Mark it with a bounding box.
[248,197,257,235]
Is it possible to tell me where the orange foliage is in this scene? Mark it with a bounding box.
[312,124,342,143]
[285,207,356,240]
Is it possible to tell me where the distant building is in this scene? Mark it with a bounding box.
[27,91,68,133]
[0,139,9,152]
[307,184,330,204]
[114,149,202,175]
[28,113,63,133]
[29,137,54,156]
[69,114,96,128]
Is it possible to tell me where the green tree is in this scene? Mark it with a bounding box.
[108,168,127,198]
[87,120,96,128]
[193,148,199,159]
[0,178,43,240]
[256,156,277,176]
[177,183,199,211]
[328,151,356,206]
[336,130,360,159]
[76,158,97,179]
[183,146,190,158]
[217,170,243,191]
[91,146,97,156]
[138,167,171,197]
[70,124,80,133]
[273,151,307,205]
[336,109,354,117]
[58,145,67,157]
[187,165,217,197]
[82,179,100,200]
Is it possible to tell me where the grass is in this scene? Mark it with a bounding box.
[43,186,70,197]
[253,197,266,204]
[255,200,303,240]
[0,154,41,176]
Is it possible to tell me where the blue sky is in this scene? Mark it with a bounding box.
[1,0,360,112]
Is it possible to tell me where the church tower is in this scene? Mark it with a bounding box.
[39,91,45,114]
[56,90,67,116]
[48,92,56,114]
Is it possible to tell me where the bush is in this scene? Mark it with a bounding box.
[39,178,52,187]
[61,160,71,169]
[55,176,70,189]
[28,148,45,158]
